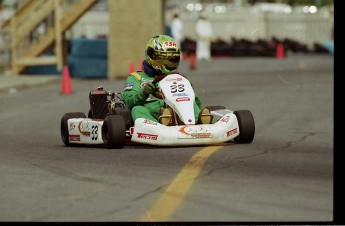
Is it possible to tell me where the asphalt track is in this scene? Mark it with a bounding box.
[0,54,334,222]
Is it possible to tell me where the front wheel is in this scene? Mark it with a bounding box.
[233,110,255,144]
[102,115,126,149]
[61,112,86,146]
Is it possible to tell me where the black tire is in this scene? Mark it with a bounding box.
[61,112,86,146]
[233,110,255,144]
[102,115,126,149]
[88,109,92,118]
[207,105,227,111]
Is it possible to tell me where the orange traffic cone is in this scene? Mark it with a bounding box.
[276,43,285,59]
[61,65,73,95]
[190,53,196,70]
[128,61,136,74]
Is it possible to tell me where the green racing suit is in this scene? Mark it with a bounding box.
[123,71,203,123]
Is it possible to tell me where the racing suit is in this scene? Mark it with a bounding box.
[123,60,203,123]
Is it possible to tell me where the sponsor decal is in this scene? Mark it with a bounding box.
[137,133,158,140]
[69,122,76,131]
[179,126,211,138]
[226,128,238,137]
[179,126,190,136]
[143,119,158,125]
[176,97,190,102]
[166,77,183,82]
[78,121,91,136]
[172,93,188,97]
[220,115,230,123]
[69,135,80,141]
[163,41,177,48]
[124,82,133,90]
[191,133,211,138]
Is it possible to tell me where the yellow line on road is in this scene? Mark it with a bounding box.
[139,145,223,222]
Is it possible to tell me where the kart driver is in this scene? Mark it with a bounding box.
[122,34,211,126]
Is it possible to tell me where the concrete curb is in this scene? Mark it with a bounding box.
[0,75,61,94]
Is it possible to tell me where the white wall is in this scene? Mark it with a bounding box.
[67,6,333,48]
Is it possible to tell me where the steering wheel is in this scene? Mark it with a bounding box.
[152,73,170,85]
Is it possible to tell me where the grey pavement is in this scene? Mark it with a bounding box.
[0,74,61,94]
[0,53,334,94]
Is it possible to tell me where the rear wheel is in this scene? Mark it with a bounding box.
[102,115,126,149]
[88,109,93,118]
[234,110,255,144]
[61,112,86,146]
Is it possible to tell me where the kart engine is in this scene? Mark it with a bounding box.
[89,86,132,127]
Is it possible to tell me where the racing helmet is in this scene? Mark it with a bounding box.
[145,35,181,75]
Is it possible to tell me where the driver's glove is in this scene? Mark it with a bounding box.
[143,82,156,95]
[137,82,156,101]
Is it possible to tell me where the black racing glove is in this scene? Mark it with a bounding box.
[137,82,156,101]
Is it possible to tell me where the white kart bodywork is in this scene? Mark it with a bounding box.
[131,73,240,146]
[67,118,105,144]
[130,112,239,146]
[66,108,239,146]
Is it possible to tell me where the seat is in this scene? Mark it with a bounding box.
[197,107,213,124]
[158,107,174,126]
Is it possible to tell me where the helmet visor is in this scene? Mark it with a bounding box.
[151,51,180,70]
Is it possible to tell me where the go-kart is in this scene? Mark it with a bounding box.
[60,73,255,149]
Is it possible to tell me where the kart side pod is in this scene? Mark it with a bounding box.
[130,113,240,146]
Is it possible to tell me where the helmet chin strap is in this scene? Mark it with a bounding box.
[143,60,164,76]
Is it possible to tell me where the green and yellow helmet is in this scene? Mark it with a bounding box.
[145,35,181,75]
